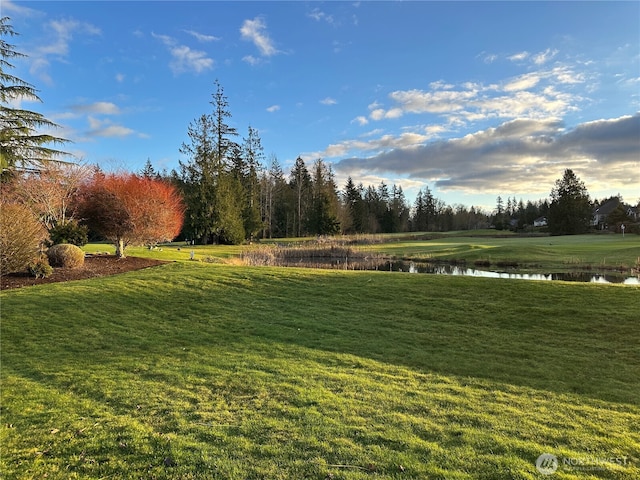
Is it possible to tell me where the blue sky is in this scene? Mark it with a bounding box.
[4,0,640,209]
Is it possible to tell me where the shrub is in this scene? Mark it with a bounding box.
[48,220,89,246]
[0,203,48,275]
[47,243,85,269]
[28,255,53,278]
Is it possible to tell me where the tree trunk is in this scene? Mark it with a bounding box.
[115,238,126,258]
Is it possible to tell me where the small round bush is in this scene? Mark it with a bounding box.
[47,243,85,269]
[48,220,89,246]
[0,202,47,275]
[28,255,54,278]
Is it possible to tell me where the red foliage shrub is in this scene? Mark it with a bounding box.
[76,173,184,257]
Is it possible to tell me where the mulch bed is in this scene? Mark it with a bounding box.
[1,254,168,291]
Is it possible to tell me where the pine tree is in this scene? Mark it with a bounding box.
[179,114,218,243]
[289,157,312,237]
[548,169,592,235]
[140,158,157,179]
[239,126,264,240]
[261,155,288,238]
[343,176,366,233]
[178,81,244,244]
[309,158,340,235]
[1,17,69,179]
[210,79,238,163]
[390,184,409,233]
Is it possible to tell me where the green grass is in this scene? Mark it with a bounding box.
[358,234,640,272]
[1,261,639,479]
[83,241,247,263]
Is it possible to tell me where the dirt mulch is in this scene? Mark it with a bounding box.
[1,254,169,291]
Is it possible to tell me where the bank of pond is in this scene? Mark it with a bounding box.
[259,257,639,284]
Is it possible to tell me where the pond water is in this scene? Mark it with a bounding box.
[279,258,640,284]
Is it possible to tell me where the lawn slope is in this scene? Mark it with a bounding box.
[1,262,639,479]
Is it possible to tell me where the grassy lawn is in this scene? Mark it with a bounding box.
[83,241,247,263]
[1,260,639,479]
[357,233,640,272]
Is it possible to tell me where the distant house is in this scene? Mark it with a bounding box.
[592,198,639,229]
[592,198,621,228]
[533,216,547,227]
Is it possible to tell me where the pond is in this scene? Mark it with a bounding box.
[278,258,640,284]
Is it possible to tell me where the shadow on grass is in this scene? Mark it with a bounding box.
[2,262,639,407]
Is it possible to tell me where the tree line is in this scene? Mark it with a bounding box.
[143,79,637,243]
[142,81,556,243]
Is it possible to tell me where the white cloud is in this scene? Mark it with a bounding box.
[29,17,101,83]
[508,51,530,62]
[308,8,334,24]
[152,33,214,74]
[369,109,385,121]
[240,17,279,57]
[87,116,136,138]
[424,124,448,136]
[532,48,559,65]
[503,73,542,92]
[320,97,337,105]
[550,66,585,84]
[115,73,125,83]
[430,80,455,90]
[2,0,42,17]
[386,88,477,116]
[183,29,220,42]
[72,101,121,115]
[314,131,432,159]
[242,55,262,66]
[352,116,369,126]
[266,105,280,112]
[483,53,498,64]
[362,61,587,127]
[169,45,214,74]
[333,114,640,195]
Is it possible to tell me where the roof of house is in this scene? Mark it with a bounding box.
[594,198,621,216]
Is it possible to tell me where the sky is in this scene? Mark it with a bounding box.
[4,0,640,210]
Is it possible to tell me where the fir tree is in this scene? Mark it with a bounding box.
[1,17,70,179]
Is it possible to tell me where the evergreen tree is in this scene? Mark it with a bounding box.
[238,126,263,240]
[1,17,69,179]
[261,155,288,238]
[308,158,340,235]
[412,186,437,232]
[548,169,592,235]
[178,81,244,244]
[289,156,312,237]
[363,185,381,233]
[140,158,157,179]
[493,196,505,230]
[342,176,366,233]
[210,79,239,163]
[390,184,409,233]
[412,189,427,232]
[179,114,217,243]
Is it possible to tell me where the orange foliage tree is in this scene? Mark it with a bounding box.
[76,172,184,257]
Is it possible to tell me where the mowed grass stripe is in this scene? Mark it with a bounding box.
[1,262,639,479]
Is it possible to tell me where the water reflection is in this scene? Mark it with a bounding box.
[279,258,639,284]
[399,262,639,285]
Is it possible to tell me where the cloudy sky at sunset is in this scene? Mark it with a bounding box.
[4,1,639,208]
